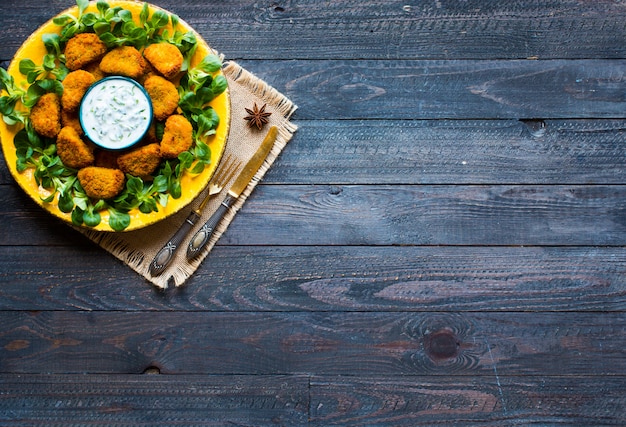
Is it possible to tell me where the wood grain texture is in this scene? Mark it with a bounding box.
[226,184,626,246]
[0,374,623,426]
[0,311,624,376]
[1,0,626,60]
[264,119,626,185]
[3,183,626,246]
[0,374,309,425]
[310,376,626,426]
[1,246,625,312]
[236,59,626,120]
[4,244,626,312]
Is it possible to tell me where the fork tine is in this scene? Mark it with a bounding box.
[196,155,241,213]
[218,158,240,185]
[212,154,234,183]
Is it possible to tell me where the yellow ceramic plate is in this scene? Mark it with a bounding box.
[0,1,230,232]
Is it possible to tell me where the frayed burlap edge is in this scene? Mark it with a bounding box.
[76,61,298,289]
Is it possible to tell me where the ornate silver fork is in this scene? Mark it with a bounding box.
[149,155,241,276]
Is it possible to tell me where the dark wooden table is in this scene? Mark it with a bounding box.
[1,0,625,425]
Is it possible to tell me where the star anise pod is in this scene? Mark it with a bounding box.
[243,103,272,130]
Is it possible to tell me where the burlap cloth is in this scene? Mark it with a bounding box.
[76,61,298,289]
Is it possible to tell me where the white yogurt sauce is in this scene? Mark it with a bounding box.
[80,77,153,150]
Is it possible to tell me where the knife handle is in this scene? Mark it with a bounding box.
[149,211,200,276]
[187,194,235,260]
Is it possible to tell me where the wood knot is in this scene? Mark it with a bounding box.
[142,366,161,375]
[424,330,460,360]
[329,185,343,196]
[270,3,285,12]
[520,119,546,138]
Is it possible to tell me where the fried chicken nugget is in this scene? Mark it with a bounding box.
[61,109,83,135]
[65,33,107,71]
[117,143,162,178]
[143,75,179,121]
[56,126,95,169]
[143,42,183,80]
[62,70,96,112]
[30,93,62,138]
[160,115,193,159]
[99,46,147,79]
[77,166,126,200]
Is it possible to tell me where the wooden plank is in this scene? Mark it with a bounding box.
[237,59,626,120]
[199,185,626,245]
[3,184,626,246]
[1,246,625,313]
[220,184,626,246]
[310,376,626,426]
[4,119,626,186]
[0,311,624,376]
[1,374,623,426]
[0,186,89,247]
[221,183,626,246]
[1,0,626,60]
[0,60,624,119]
[0,374,309,426]
[265,119,626,185]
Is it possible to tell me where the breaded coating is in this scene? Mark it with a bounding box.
[56,126,95,169]
[143,42,183,80]
[143,75,179,121]
[62,70,96,112]
[61,109,83,135]
[160,115,193,159]
[77,166,126,200]
[117,143,162,177]
[99,46,147,79]
[144,122,159,144]
[65,33,107,71]
[83,61,106,81]
[30,93,62,138]
[135,56,158,85]
[94,149,121,170]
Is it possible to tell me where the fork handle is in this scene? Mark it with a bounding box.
[149,211,200,276]
[187,194,236,259]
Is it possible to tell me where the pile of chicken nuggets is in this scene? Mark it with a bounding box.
[29,33,196,200]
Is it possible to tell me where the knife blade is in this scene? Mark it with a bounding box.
[187,125,278,259]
